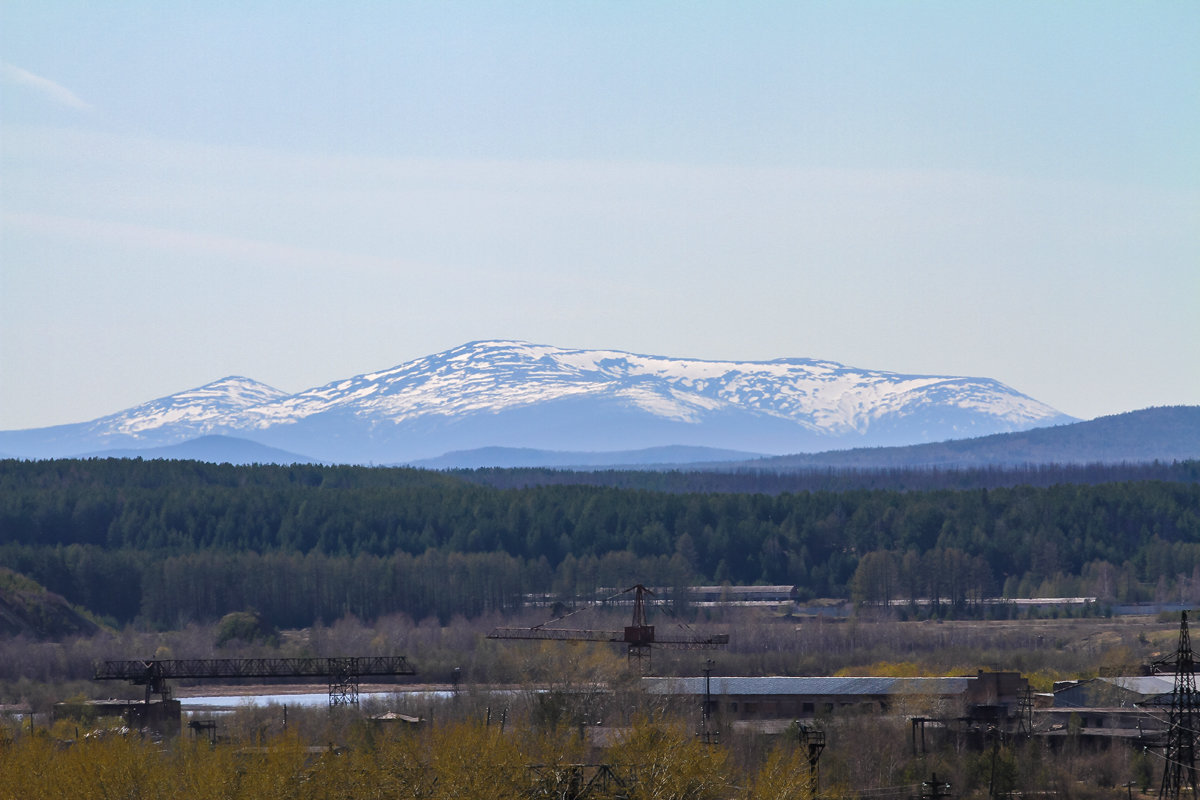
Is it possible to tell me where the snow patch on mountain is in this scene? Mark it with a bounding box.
[105,341,1071,438]
[228,340,1056,437]
[93,376,289,436]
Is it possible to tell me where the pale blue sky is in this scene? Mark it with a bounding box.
[2,1,1197,429]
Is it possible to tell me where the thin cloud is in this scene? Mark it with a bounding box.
[2,211,418,274]
[1,62,91,110]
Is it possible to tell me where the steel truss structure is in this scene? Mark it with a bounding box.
[488,584,728,673]
[1160,611,1199,800]
[94,656,416,706]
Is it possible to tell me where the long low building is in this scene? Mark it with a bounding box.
[644,671,1027,723]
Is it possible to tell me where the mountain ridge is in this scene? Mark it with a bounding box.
[0,340,1076,463]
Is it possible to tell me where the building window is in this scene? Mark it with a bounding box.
[802,703,815,714]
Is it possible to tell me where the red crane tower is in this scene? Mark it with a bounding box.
[487,584,728,672]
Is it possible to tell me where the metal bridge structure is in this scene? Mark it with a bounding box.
[488,584,728,672]
[94,655,416,706]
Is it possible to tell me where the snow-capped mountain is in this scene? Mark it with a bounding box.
[96,376,290,438]
[0,376,290,459]
[0,340,1076,463]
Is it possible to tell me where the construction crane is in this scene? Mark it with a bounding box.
[94,656,416,706]
[487,584,729,672]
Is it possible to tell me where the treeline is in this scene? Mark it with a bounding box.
[1,458,1199,627]
[457,460,1200,493]
[0,546,701,628]
[0,546,700,629]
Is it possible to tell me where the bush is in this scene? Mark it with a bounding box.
[215,611,275,647]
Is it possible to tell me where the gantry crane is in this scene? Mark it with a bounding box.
[487,584,728,672]
[94,655,416,706]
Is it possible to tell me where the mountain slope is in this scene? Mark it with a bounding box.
[743,406,1200,469]
[0,340,1075,463]
[0,568,102,639]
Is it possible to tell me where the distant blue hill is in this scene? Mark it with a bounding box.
[404,408,1200,471]
[740,406,1200,470]
[82,435,321,466]
[14,408,1196,472]
[407,444,767,469]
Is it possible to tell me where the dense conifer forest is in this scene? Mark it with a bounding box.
[0,458,1197,628]
[456,459,1200,492]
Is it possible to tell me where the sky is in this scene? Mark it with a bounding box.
[1,1,1197,430]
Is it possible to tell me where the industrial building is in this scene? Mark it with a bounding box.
[644,670,1028,725]
[1036,675,1174,741]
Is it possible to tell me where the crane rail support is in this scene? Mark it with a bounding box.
[487,628,729,648]
[93,656,416,706]
[94,656,415,682]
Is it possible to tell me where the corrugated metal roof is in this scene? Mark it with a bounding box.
[644,676,971,697]
[1099,676,1175,696]
[1052,676,1176,709]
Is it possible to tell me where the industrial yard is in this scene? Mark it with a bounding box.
[3,599,1196,798]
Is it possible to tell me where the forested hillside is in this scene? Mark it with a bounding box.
[0,458,1198,628]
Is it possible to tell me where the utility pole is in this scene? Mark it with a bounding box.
[1017,686,1034,739]
[699,659,718,745]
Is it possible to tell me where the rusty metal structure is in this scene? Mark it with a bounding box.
[487,584,728,672]
[94,655,416,706]
[920,773,953,799]
[797,723,826,795]
[526,764,630,800]
[1160,611,1199,800]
